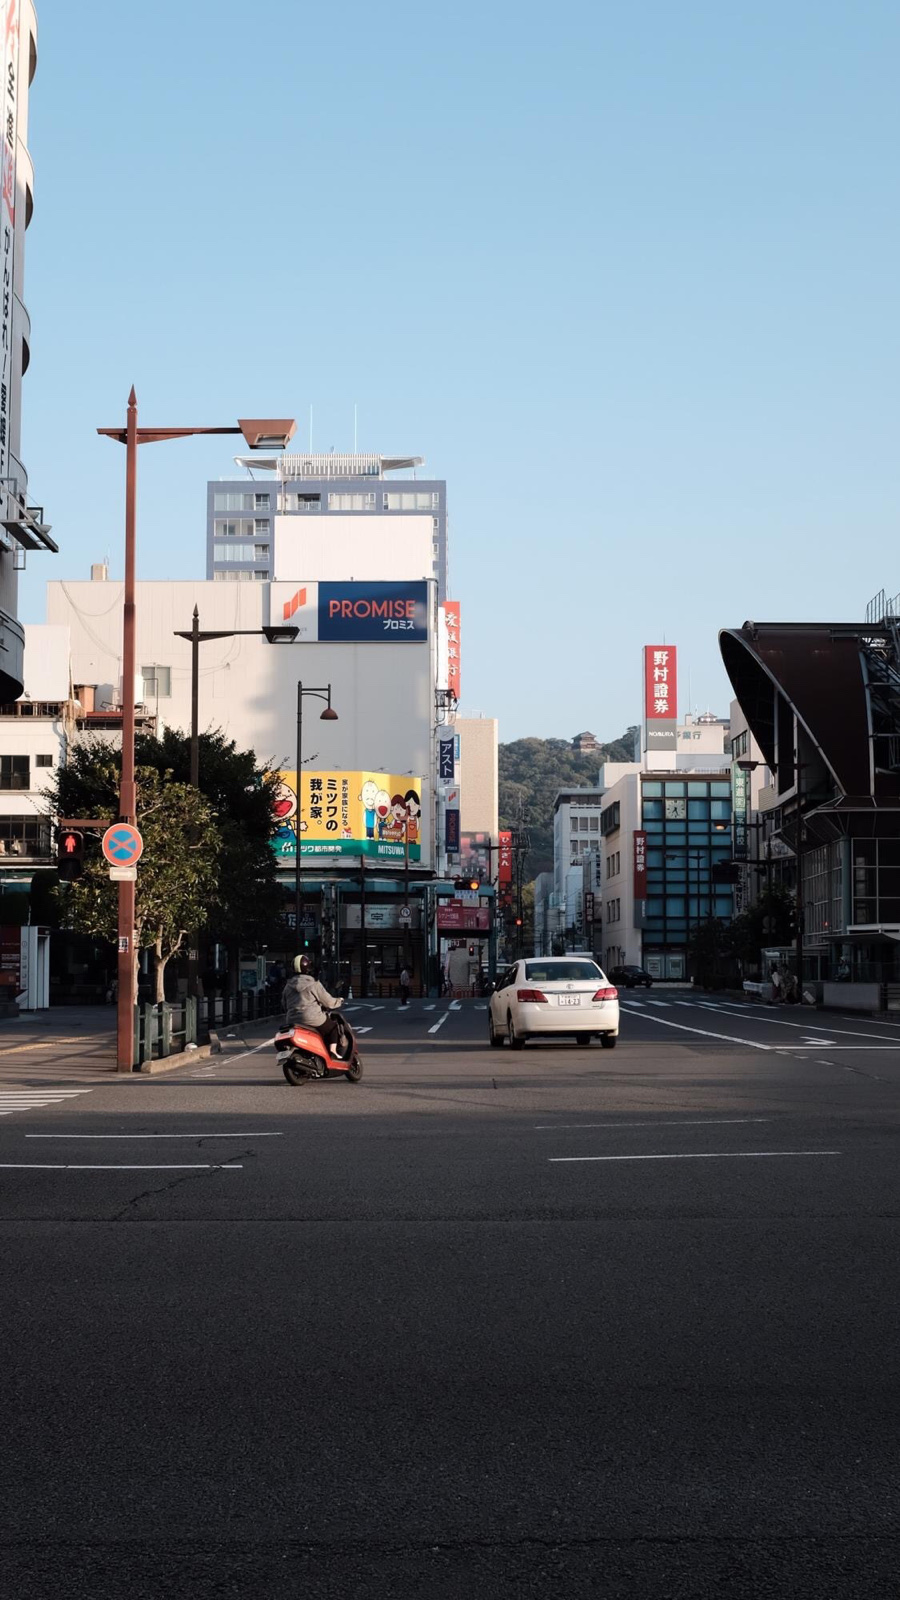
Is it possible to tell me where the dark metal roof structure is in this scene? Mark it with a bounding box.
[720,621,900,808]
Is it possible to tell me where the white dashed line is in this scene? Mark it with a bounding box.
[550,1151,840,1164]
[428,1013,450,1034]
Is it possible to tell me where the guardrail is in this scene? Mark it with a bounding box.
[132,990,277,1068]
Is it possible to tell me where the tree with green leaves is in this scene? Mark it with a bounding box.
[50,747,220,1002]
[49,730,288,998]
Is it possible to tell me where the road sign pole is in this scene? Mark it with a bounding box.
[117,389,138,1074]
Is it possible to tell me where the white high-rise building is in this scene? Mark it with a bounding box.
[0,2,55,703]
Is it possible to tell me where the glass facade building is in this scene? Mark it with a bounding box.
[640,776,734,978]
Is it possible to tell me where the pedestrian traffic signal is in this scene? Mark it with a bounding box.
[515,917,523,928]
[57,829,84,881]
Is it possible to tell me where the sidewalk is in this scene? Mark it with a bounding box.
[0,1006,278,1083]
[0,1005,117,1083]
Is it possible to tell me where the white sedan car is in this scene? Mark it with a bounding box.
[488,956,620,1049]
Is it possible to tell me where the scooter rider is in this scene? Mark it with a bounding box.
[281,955,345,1056]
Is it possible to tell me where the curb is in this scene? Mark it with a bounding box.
[131,1019,275,1075]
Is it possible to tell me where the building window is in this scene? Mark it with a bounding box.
[254,544,270,560]
[213,492,253,512]
[215,542,255,562]
[601,801,620,836]
[254,493,270,510]
[589,816,599,831]
[328,492,376,511]
[0,755,29,790]
[214,518,254,539]
[36,754,53,768]
[214,570,252,581]
[384,491,439,511]
[579,817,588,831]
[0,815,51,855]
[254,518,269,535]
[141,665,171,700]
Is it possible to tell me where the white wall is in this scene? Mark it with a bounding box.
[46,579,437,867]
[457,717,498,835]
[23,625,71,701]
[273,514,434,583]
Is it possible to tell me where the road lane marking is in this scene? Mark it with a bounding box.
[26,1132,284,1140]
[690,1001,900,1045]
[449,1000,462,1010]
[619,1007,774,1050]
[535,1118,773,1130]
[550,1151,840,1163]
[428,1013,450,1034]
[354,1026,373,1034]
[0,1163,243,1171]
[647,1000,671,1007]
[423,1005,436,1012]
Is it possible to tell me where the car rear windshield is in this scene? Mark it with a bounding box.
[524,961,602,984]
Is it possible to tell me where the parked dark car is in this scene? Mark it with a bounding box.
[609,964,653,989]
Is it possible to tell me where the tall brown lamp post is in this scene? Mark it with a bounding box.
[98,392,296,1071]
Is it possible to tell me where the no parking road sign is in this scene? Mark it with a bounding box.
[102,823,144,868]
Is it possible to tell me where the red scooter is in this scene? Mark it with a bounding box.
[274,1009,363,1085]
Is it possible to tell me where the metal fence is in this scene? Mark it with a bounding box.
[133,989,278,1068]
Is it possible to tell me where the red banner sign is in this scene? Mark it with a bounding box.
[441,601,461,699]
[498,830,512,885]
[633,830,648,900]
[644,645,677,721]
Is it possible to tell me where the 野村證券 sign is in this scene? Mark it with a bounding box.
[643,645,678,751]
[270,771,422,862]
[633,830,648,899]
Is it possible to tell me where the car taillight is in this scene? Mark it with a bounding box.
[517,988,548,1003]
[593,987,618,1001]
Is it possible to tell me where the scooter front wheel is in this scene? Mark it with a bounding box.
[346,1056,363,1083]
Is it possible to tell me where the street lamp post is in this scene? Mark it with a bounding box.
[295,682,338,964]
[98,394,296,1072]
[173,606,299,995]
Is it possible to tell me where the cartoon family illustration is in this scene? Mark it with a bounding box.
[359,779,421,846]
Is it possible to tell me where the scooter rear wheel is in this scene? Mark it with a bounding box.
[346,1057,363,1083]
[282,1059,307,1086]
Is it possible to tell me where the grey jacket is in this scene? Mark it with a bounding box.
[282,973,342,1028]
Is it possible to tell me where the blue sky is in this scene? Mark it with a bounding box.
[19,0,900,741]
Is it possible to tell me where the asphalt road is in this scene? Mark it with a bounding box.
[3,992,900,1598]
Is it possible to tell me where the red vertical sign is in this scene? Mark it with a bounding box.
[644,645,677,721]
[441,601,461,699]
[498,830,513,885]
[633,830,648,899]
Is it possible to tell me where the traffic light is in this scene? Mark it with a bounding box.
[515,917,523,928]
[57,829,84,882]
[453,875,482,892]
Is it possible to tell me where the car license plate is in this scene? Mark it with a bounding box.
[558,996,581,1007]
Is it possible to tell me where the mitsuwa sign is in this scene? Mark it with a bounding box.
[274,582,428,643]
[270,771,422,863]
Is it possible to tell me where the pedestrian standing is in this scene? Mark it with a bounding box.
[399,966,411,1006]
[770,964,782,1005]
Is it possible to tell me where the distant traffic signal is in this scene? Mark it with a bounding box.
[453,876,481,892]
[57,829,84,881]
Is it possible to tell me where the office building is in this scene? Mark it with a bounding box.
[206,452,449,600]
[0,2,55,702]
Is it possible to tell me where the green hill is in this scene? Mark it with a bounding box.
[499,729,639,881]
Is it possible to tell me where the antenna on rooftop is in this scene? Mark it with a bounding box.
[308,404,313,453]
[354,402,358,452]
